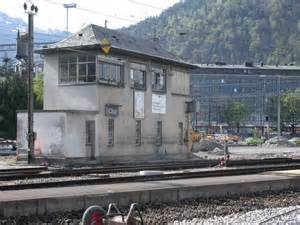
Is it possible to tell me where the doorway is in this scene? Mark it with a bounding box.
[86,120,95,160]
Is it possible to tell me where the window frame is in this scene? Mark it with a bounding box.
[156,121,162,146]
[97,56,125,87]
[108,118,114,147]
[178,122,184,145]
[152,67,167,93]
[135,120,142,146]
[58,55,96,84]
[130,62,147,91]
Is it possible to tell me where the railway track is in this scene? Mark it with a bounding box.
[1,158,300,181]
[1,162,300,191]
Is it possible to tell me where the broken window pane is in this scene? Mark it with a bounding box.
[152,68,166,92]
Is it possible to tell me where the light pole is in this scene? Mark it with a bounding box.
[23,1,38,164]
[259,75,266,138]
[63,3,77,32]
[277,75,281,144]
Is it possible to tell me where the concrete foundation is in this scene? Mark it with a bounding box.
[0,173,299,217]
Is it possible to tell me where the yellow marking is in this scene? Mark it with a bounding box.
[100,38,111,55]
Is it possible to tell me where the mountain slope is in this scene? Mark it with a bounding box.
[125,0,300,65]
[0,12,69,44]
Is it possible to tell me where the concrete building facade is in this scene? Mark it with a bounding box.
[17,24,195,163]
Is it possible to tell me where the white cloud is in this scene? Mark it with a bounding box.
[0,0,179,32]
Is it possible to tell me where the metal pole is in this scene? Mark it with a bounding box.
[66,8,69,32]
[63,4,77,32]
[262,77,266,137]
[27,12,35,163]
[277,75,281,144]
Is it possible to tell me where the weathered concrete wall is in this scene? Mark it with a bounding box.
[43,55,98,111]
[94,55,190,161]
[64,112,97,158]
[17,112,66,157]
[41,51,191,161]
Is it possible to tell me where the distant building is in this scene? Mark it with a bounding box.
[191,64,300,134]
[17,24,195,163]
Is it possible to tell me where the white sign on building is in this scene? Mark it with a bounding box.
[152,94,166,114]
[134,91,144,119]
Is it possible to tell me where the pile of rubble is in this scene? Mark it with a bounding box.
[192,140,224,152]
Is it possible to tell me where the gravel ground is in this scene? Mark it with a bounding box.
[0,190,299,225]
[194,146,300,160]
[170,206,300,225]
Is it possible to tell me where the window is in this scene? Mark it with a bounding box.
[59,55,96,84]
[156,121,162,146]
[136,120,142,146]
[108,118,114,146]
[130,63,146,90]
[152,67,166,92]
[178,122,184,145]
[98,58,124,86]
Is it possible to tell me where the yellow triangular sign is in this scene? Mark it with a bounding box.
[100,38,111,55]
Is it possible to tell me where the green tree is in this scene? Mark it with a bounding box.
[0,74,27,139]
[281,89,300,134]
[224,101,250,134]
[125,0,300,65]
[0,63,43,139]
[33,73,44,109]
[265,89,300,134]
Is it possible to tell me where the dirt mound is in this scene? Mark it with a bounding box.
[192,140,224,152]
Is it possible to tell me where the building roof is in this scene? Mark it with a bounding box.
[193,63,300,76]
[196,64,300,71]
[36,24,196,69]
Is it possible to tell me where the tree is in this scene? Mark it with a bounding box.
[224,102,250,134]
[0,74,27,139]
[0,63,44,139]
[33,73,44,109]
[125,0,300,65]
[281,89,300,134]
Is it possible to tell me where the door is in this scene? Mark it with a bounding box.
[86,120,95,160]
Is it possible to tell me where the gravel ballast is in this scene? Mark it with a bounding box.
[0,190,299,225]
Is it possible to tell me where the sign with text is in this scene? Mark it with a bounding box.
[134,91,144,119]
[105,104,119,117]
[152,94,166,114]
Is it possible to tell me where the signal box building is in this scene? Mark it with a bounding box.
[17,24,195,163]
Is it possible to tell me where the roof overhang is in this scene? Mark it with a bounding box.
[35,44,197,69]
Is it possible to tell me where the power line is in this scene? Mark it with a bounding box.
[75,7,137,23]
[42,0,138,23]
[127,0,164,10]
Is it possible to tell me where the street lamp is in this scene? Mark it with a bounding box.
[277,75,281,144]
[63,3,77,32]
[259,75,266,138]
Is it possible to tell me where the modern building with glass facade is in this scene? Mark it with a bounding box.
[191,64,300,134]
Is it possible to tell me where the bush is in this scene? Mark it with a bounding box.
[246,137,264,146]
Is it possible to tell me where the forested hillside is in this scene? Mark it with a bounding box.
[125,0,300,65]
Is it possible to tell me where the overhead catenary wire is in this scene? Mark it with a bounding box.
[127,0,164,10]
[42,0,138,23]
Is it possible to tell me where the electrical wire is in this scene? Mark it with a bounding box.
[127,0,164,10]
[42,0,138,23]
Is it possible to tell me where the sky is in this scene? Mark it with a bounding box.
[0,0,180,32]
